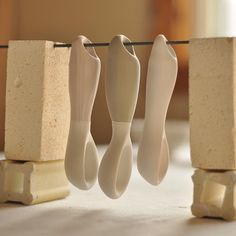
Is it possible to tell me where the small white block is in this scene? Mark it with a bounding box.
[191,169,236,221]
[0,160,69,205]
[5,40,70,161]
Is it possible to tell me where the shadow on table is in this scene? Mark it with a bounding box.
[1,202,235,236]
[185,217,229,225]
[0,202,159,236]
[183,216,234,231]
[0,202,24,208]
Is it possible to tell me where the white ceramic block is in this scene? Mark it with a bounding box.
[0,159,69,205]
[192,169,236,221]
[5,40,70,161]
[189,37,236,170]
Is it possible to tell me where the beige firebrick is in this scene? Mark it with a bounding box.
[0,159,69,205]
[189,37,236,170]
[5,40,70,161]
[191,169,236,221]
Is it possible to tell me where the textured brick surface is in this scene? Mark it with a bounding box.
[5,41,70,161]
[191,169,236,220]
[189,37,236,170]
[0,159,69,205]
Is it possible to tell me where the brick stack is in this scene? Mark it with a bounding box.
[0,41,70,204]
[189,37,236,220]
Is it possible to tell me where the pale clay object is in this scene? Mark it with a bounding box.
[98,35,140,199]
[192,169,236,221]
[190,37,236,221]
[190,38,236,170]
[5,40,70,161]
[137,35,178,185]
[0,160,69,205]
[65,36,101,190]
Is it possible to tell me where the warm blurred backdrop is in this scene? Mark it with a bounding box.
[0,0,191,149]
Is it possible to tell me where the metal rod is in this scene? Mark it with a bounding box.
[55,40,189,48]
[0,40,189,49]
[0,45,9,48]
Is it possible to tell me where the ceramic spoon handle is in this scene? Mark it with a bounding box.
[98,35,140,199]
[65,35,101,190]
[137,34,178,185]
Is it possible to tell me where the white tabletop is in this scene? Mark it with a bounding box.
[0,126,236,236]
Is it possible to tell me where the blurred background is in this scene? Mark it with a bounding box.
[0,0,191,149]
[1,0,236,221]
[0,0,236,152]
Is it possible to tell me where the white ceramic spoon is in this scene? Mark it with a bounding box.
[98,35,140,199]
[137,34,178,186]
[65,35,101,190]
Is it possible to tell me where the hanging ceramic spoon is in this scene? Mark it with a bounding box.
[137,34,178,185]
[65,35,101,190]
[98,35,140,199]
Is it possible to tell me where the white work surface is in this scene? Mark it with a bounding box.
[0,122,236,236]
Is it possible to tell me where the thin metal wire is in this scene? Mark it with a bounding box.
[0,40,189,49]
[55,40,189,48]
